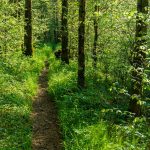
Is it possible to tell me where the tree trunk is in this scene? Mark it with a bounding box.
[61,0,69,64]
[78,0,85,88]
[129,0,148,116]
[92,5,99,69]
[24,0,33,56]
[53,0,60,43]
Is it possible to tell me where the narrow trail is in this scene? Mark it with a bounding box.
[31,61,62,150]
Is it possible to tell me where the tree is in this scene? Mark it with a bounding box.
[92,4,99,69]
[129,0,149,116]
[78,0,85,88]
[54,0,60,43]
[61,0,69,64]
[24,0,33,56]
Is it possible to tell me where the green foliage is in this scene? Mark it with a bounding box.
[48,52,150,150]
[0,0,52,56]
[0,0,24,55]
[0,0,150,149]
[0,45,51,149]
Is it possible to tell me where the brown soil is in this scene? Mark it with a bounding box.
[32,61,62,150]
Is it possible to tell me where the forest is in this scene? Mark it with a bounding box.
[0,0,150,150]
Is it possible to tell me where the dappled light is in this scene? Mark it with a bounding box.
[0,0,149,150]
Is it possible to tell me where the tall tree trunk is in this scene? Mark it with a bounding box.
[53,0,59,43]
[129,0,148,116]
[78,0,85,88]
[24,0,33,56]
[61,0,69,64]
[92,5,99,69]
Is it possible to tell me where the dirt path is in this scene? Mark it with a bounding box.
[32,61,62,150]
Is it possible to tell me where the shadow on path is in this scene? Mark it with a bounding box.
[32,61,62,150]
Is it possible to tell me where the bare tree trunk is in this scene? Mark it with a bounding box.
[61,0,69,64]
[92,5,99,69]
[78,0,85,88]
[129,0,148,116]
[53,0,60,43]
[24,0,33,56]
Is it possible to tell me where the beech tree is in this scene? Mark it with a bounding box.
[78,0,85,88]
[61,0,69,64]
[129,0,149,116]
[24,0,33,56]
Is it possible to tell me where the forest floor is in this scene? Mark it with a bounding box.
[31,61,62,150]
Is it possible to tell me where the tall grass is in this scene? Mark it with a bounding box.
[48,51,150,150]
[0,45,51,149]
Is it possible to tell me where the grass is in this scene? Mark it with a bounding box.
[1,43,149,149]
[48,50,150,150]
[0,44,52,149]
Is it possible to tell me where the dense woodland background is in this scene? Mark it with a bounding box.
[0,0,150,149]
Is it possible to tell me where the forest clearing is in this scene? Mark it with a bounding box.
[0,0,150,150]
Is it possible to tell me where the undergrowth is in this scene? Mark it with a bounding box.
[0,44,51,150]
[48,50,150,150]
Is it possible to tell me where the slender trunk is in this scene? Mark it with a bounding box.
[129,0,148,116]
[92,5,99,69]
[61,0,69,64]
[54,0,59,43]
[24,0,33,56]
[78,0,85,88]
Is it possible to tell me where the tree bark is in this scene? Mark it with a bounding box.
[92,5,99,69]
[53,0,60,43]
[24,0,33,56]
[61,0,69,64]
[129,0,148,116]
[78,0,85,88]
